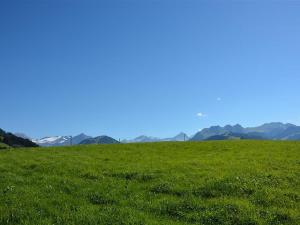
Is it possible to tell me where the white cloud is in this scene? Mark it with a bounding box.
[217,97,221,101]
[197,112,206,117]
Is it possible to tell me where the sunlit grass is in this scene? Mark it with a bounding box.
[0,141,299,224]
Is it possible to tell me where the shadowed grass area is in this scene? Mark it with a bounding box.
[0,141,299,224]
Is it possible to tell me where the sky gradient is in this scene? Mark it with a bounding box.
[1,0,300,139]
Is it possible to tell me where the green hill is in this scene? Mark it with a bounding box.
[0,141,299,224]
[0,128,38,148]
[204,132,264,141]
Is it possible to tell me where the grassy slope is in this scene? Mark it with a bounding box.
[0,141,299,225]
[0,142,10,149]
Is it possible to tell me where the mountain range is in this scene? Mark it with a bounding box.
[31,133,92,147]
[7,122,300,148]
[31,132,189,146]
[122,132,189,143]
[190,122,300,141]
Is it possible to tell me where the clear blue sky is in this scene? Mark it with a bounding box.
[1,0,300,139]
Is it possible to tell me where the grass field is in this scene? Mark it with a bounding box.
[0,141,299,225]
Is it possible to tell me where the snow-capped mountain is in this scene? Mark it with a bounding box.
[33,136,71,147]
[33,133,91,147]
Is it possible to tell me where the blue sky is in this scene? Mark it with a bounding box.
[1,0,300,139]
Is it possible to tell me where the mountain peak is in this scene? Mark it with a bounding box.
[173,132,188,140]
[233,124,243,128]
[79,135,119,145]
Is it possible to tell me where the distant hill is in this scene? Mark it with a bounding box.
[0,128,38,148]
[190,122,300,141]
[161,132,189,142]
[123,135,160,143]
[79,136,119,145]
[205,132,265,141]
[123,132,189,143]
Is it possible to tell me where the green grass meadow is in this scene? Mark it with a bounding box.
[0,141,299,225]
